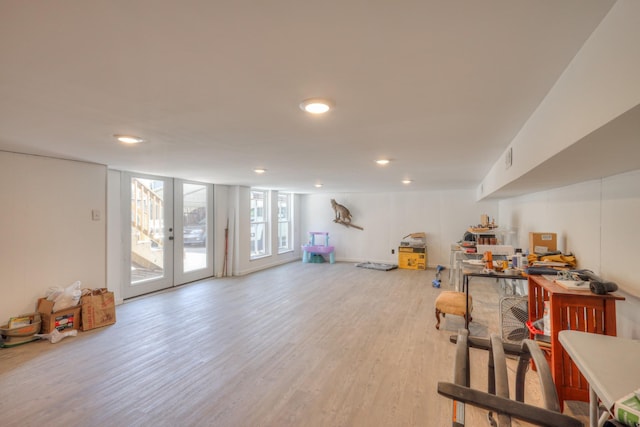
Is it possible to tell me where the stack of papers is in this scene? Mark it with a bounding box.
[554,280,589,290]
[531,261,569,267]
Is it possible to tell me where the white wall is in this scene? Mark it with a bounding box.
[107,170,123,303]
[300,191,499,267]
[499,169,640,339]
[0,152,106,323]
[481,0,640,198]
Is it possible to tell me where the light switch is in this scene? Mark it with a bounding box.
[92,209,101,221]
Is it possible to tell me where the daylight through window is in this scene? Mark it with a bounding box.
[250,189,270,258]
[278,193,293,253]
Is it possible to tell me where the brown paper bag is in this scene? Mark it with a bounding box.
[80,288,116,331]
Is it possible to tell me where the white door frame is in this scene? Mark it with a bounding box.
[121,173,215,299]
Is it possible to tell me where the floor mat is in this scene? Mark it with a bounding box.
[355,262,398,271]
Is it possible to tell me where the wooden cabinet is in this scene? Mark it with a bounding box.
[527,275,624,408]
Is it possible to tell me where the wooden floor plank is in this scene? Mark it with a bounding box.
[0,262,586,426]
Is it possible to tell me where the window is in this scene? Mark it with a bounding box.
[277,193,293,253]
[250,189,270,258]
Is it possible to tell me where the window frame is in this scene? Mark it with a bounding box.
[277,192,293,254]
[250,189,270,259]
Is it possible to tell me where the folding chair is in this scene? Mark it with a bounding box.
[437,329,583,427]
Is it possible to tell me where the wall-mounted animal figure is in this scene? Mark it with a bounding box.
[331,199,352,223]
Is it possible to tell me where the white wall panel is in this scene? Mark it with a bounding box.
[499,169,640,338]
[300,191,499,267]
[107,170,123,303]
[0,152,106,322]
[601,170,640,294]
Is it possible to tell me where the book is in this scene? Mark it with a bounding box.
[7,315,32,329]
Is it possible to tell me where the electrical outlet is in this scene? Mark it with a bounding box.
[92,209,101,221]
[391,249,395,254]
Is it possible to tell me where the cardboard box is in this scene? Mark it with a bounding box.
[529,232,557,254]
[37,298,81,334]
[400,232,426,248]
[398,246,427,270]
[614,392,640,426]
[80,289,116,331]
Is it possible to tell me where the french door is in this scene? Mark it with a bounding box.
[122,173,214,299]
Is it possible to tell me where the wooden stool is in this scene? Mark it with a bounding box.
[434,291,472,329]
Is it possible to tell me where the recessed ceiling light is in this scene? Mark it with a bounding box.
[402,179,412,184]
[315,183,323,188]
[254,168,267,174]
[299,98,334,114]
[376,159,390,165]
[114,134,144,144]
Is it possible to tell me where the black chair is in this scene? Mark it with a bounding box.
[437,329,583,427]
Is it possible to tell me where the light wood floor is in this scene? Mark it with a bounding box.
[0,262,586,426]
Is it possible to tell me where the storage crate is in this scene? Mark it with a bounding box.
[0,313,41,346]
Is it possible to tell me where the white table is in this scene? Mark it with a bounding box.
[558,330,640,427]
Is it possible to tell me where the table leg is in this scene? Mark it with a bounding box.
[456,256,463,292]
[590,385,613,427]
[589,385,597,427]
[464,275,470,329]
[448,248,455,283]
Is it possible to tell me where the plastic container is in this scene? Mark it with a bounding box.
[0,313,41,346]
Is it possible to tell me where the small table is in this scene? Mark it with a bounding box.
[559,330,640,427]
[451,251,483,291]
[461,268,527,329]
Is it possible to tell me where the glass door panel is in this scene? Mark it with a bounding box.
[182,183,207,272]
[174,180,213,284]
[123,173,174,298]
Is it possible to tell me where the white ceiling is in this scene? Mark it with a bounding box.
[0,0,617,194]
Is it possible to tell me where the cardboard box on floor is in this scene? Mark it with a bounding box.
[398,232,427,270]
[398,246,427,270]
[37,298,81,334]
[80,288,116,331]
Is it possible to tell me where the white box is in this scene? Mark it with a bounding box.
[476,245,514,256]
[614,392,640,426]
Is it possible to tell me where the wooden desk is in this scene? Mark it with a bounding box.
[559,331,640,427]
[528,275,625,409]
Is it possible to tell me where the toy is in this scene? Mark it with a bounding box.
[432,264,445,288]
[302,232,335,264]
